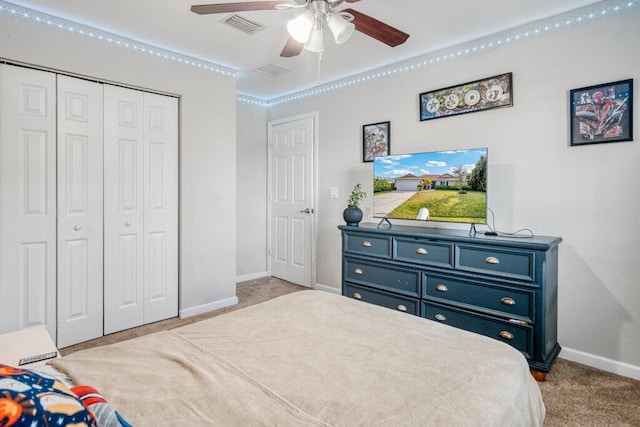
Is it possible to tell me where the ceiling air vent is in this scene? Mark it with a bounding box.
[254,63,291,78]
[219,14,265,35]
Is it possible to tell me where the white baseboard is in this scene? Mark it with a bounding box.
[314,282,340,294]
[236,271,269,283]
[179,296,238,319]
[560,347,640,381]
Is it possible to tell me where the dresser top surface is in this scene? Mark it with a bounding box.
[339,223,562,250]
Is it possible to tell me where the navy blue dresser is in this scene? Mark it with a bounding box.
[339,223,562,380]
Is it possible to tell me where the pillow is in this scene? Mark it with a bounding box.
[0,363,95,426]
[71,385,131,427]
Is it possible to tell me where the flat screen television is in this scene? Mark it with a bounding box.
[373,147,488,225]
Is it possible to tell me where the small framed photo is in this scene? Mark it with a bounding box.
[419,72,512,121]
[570,79,633,146]
[363,121,390,162]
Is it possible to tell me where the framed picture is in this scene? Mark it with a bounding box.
[363,121,390,162]
[419,72,512,121]
[569,79,633,146]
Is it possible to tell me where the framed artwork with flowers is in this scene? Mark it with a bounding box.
[419,72,512,121]
[363,121,390,162]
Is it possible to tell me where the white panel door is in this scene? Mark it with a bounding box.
[0,64,57,339]
[142,92,178,324]
[56,75,104,347]
[104,85,145,334]
[268,115,315,287]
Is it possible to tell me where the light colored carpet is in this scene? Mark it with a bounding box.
[539,358,640,426]
[61,277,640,426]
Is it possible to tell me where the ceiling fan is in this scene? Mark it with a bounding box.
[191,0,409,57]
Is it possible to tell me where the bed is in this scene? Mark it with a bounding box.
[48,290,545,426]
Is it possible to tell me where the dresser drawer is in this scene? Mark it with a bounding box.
[455,244,535,282]
[423,274,533,322]
[344,257,420,297]
[422,302,533,358]
[344,283,419,315]
[393,238,454,268]
[343,232,391,259]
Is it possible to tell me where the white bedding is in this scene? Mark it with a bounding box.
[51,290,545,426]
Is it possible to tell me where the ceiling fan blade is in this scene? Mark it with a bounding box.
[280,37,304,57]
[341,8,409,47]
[191,2,284,14]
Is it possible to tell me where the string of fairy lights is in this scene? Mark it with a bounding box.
[259,0,639,107]
[0,1,236,78]
[1,0,637,108]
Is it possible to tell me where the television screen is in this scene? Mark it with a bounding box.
[373,147,488,224]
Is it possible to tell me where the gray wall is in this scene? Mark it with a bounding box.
[239,9,640,376]
[1,15,238,314]
[236,102,269,279]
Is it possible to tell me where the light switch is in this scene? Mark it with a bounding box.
[329,187,339,199]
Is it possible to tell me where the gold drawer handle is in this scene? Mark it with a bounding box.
[362,241,372,247]
[435,284,448,292]
[501,297,516,306]
[352,292,362,300]
[353,268,363,275]
[434,314,447,321]
[396,304,407,312]
[416,248,428,255]
[485,256,500,264]
[499,331,514,340]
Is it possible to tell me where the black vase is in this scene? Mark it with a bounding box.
[343,206,363,226]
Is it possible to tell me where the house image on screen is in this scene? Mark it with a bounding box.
[394,173,460,191]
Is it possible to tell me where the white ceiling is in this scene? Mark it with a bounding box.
[6,0,605,100]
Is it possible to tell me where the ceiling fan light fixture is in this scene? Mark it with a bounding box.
[326,12,355,44]
[304,25,325,53]
[287,11,314,43]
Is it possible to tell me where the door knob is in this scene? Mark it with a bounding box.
[73,225,81,231]
[125,220,132,227]
[299,208,313,214]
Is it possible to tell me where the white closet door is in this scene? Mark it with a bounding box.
[0,64,57,339]
[104,85,145,334]
[143,93,178,323]
[56,75,104,347]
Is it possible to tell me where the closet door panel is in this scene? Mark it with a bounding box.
[0,65,57,339]
[104,85,145,334]
[56,75,104,348]
[143,93,178,323]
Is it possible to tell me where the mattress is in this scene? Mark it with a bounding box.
[51,290,545,426]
